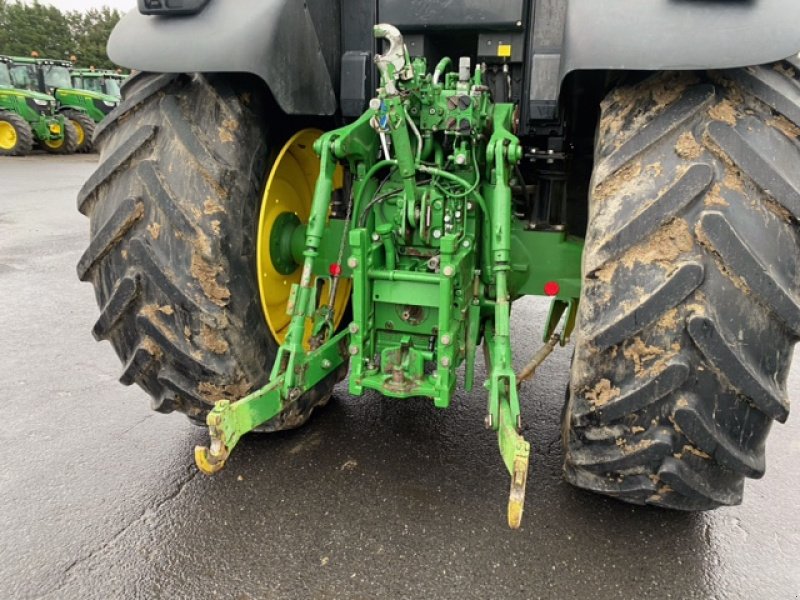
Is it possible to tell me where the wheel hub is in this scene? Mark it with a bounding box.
[256,129,350,345]
[268,212,301,276]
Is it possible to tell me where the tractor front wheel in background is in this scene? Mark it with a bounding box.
[564,62,800,509]
[64,110,96,153]
[42,120,79,154]
[0,110,34,156]
[77,72,347,431]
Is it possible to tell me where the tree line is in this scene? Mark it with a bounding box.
[0,0,122,69]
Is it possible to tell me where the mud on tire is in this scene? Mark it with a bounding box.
[77,72,337,429]
[563,61,800,509]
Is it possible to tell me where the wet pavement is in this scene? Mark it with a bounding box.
[1,154,798,600]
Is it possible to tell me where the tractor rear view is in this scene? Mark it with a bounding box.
[78,0,800,527]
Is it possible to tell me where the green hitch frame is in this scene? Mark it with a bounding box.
[195,23,582,529]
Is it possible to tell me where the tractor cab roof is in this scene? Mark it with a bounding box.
[72,68,128,78]
[0,55,56,101]
[10,57,118,102]
[11,56,72,68]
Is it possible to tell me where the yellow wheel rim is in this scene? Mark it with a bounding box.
[0,121,17,150]
[44,135,63,150]
[256,128,350,346]
[71,119,85,147]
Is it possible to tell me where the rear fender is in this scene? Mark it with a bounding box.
[107,0,336,115]
[563,0,800,75]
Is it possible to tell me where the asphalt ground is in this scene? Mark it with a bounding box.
[1,154,798,600]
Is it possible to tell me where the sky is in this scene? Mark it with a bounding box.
[38,0,136,12]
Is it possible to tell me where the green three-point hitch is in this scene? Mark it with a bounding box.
[195,24,581,528]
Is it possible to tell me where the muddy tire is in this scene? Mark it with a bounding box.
[64,109,96,153]
[0,110,34,156]
[77,72,340,429]
[563,62,800,509]
[42,120,79,154]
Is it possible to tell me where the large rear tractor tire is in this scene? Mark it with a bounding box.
[0,110,34,156]
[77,72,344,430]
[64,109,96,153]
[564,62,800,509]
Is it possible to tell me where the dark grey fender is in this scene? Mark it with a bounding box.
[107,0,336,115]
[525,0,800,120]
[563,0,800,75]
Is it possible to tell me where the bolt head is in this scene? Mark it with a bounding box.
[371,233,380,242]
[442,265,455,277]
[349,322,359,334]
[484,414,493,429]
[347,257,358,269]
[441,334,451,346]
[349,345,359,356]
[466,202,473,210]
[432,229,442,239]
[462,239,470,248]
[321,359,332,369]
[441,356,450,367]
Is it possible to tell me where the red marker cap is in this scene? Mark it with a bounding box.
[544,281,560,296]
[329,263,342,277]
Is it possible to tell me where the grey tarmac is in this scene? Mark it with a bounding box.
[1,155,798,600]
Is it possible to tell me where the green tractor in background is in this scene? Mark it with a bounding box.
[10,56,119,153]
[70,68,126,100]
[0,55,72,156]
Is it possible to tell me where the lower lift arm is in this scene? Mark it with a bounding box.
[195,110,379,474]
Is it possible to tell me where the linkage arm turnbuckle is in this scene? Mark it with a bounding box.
[483,104,531,529]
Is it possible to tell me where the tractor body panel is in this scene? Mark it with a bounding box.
[107,0,800,120]
[107,0,338,115]
[0,88,64,142]
[54,88,117,123]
